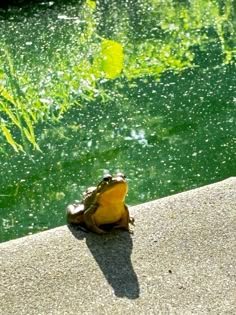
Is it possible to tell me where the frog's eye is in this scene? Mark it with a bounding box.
[103,174,112,182]
[117,173,126,179]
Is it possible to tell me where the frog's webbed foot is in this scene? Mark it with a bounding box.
[129,216,135,225]
[96,228,108,234]
[87,224,108,234]
[112,224,134,234]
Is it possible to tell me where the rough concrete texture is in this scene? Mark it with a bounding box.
[0,178,236,315]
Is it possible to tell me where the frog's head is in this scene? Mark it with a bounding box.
[96,173,128,204]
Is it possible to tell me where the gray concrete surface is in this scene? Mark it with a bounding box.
[1,178,236,315]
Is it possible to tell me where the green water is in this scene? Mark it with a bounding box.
[0,0,235,242]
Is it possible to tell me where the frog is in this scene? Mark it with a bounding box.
[66,173,134,234]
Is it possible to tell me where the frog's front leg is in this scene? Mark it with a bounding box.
[83,203,107,234]
[113,205,134,233]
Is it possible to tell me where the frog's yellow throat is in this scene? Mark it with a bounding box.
[97,181,128,205]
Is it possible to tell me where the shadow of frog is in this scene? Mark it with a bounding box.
[68,224,140,299]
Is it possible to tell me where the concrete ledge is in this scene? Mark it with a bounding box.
[1,178,236,314]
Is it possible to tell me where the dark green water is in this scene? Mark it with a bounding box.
[0,0,235,242]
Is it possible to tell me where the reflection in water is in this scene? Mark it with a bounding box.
[68,226,139,299]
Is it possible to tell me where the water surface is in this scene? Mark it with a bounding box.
[0,0,235,242]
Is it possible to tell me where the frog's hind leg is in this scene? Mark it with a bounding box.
[66,204,84,225]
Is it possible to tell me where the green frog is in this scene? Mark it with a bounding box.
[66,173,134,234]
